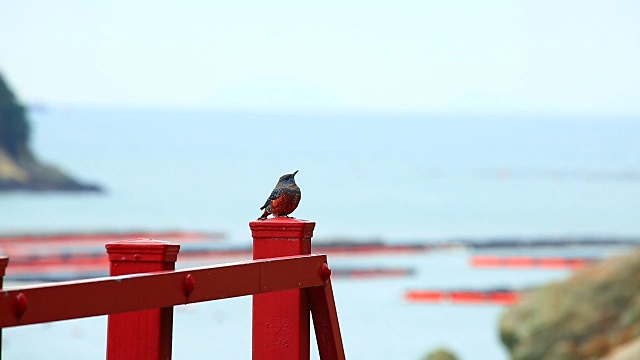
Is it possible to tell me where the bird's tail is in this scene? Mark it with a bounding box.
[258,209,269,220]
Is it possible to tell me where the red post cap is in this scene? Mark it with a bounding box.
[249,218,315,240]
[105,238,180,263]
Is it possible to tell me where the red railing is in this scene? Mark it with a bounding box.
[0,218,345,360]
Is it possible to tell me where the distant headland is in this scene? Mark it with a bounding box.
[0,72,102,192]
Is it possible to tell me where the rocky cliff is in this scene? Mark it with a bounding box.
[0,72,101,192]
[500,249,640,360]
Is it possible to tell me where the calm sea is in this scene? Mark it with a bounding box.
[1,107,639,359]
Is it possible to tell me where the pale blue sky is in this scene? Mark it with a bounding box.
[1,1,639,115]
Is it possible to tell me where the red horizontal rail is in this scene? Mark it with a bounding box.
[0,254,327,328]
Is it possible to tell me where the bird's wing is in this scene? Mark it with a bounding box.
[260,187,282,210]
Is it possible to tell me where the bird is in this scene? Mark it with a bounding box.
[258,170,301,220]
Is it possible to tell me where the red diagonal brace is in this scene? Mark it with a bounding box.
[308,278,345,360]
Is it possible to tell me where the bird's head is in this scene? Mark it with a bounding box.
[278,170,298,184]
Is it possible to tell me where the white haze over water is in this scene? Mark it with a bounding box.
[1,107,639,243]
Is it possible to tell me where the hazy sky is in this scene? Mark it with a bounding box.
[1,1,639,115]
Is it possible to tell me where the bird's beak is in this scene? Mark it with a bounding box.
[293,170,299,177]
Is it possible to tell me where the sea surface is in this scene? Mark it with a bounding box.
[1,107,639,359]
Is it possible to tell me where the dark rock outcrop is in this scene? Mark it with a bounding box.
[0,72,101,192]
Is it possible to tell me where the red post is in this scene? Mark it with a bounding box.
[250,218,315,360]
[105,239,180,360]
[0,256,8,360]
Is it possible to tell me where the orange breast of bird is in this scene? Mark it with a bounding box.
[269,191,301,216]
